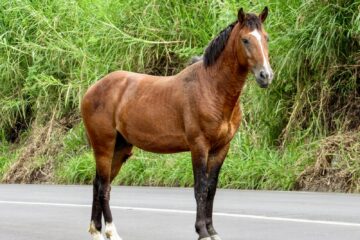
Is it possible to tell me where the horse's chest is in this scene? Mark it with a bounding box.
[209,119,239,146]
[217,122,230,138]
[202,107,241,146]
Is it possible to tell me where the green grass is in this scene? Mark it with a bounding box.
[0,0,359,189]
[0,143,17,179]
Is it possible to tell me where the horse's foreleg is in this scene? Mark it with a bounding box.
[205,144,229,240]
[191,142,211,240]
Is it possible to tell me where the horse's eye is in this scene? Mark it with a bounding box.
[266,36,270,42]
[242,39,249,45]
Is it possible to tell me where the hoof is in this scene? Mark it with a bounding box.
[211,235,222,240]
[105,222,123,240]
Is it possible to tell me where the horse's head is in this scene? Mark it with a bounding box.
[236,7,273,88]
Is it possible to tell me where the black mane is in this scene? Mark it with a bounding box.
[203,14,262,68]
[203,21,237,68]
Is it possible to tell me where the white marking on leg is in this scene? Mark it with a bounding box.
[92,232,106,240]
[211,234,222,240]
[105,222,122,240]
[249,30,273,81]
[89,221,105,240]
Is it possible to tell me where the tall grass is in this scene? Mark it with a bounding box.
[268,0,360,141]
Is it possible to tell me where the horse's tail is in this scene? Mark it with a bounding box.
[188,55,203,65]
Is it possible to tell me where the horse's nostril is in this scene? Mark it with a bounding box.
[259,70,271,80]
[260,71,266,79]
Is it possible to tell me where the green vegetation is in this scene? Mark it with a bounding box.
[0,143,16,177]
[0,0,359,191]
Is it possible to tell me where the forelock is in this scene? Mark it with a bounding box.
[243,13,262,30]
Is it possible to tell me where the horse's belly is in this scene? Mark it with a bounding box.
[128,132,189,153]
[116,110,188,153]
[121,123,189,153]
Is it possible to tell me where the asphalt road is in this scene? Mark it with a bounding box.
[0,185,360,240]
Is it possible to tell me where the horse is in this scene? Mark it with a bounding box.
[81,7,273,240]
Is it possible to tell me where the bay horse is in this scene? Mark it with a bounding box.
[81,7,273,240]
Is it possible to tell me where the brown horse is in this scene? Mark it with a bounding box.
[81,7,273,240]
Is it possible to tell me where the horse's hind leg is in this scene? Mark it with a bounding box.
[85,121,122,240]
[89,172,105,240]
[88,128,117,239]
[104,132,133,240]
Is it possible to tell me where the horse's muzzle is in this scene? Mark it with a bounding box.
[255,69,274,88]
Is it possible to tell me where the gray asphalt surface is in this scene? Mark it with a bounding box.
[0,185,360,240]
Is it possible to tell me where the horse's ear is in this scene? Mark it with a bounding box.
[259,6,269,23]
[238,8,245,24]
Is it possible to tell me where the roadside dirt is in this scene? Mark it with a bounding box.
[295,131,360,192]
[2,115,77,183]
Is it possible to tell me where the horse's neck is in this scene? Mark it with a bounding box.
[203,31,249,120]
